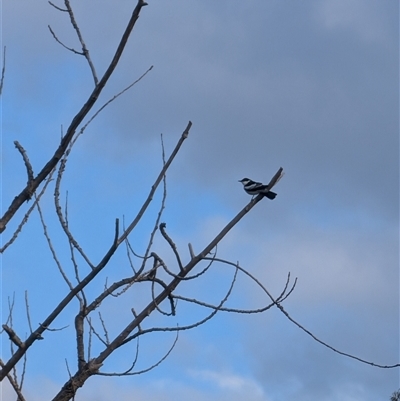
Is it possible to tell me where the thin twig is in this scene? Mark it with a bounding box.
[64,0,98,85]
[98,312,110,345]
[0,46,6,96]
[3,293,15,329]
[48,0,98,85]
[138,132,168,274]
[52,66,152,269]
[19,353,27,395]
[122,266,240,347]
[92,335,141,377]
[54,154,94,270]
[88,319,93,362]
[39,324,68,333]
[36,192,75,291]
[1,169,54,253]
[209,257,400,369]
[276,303,400,368]
[65,191,86,306]
[150,277,176,317]
[14,141,34,197]
[276,273,297,303]
[48,25,83,54]
[118,121,192,245]
[188,243,195,259]
[72,65,153,146]
[86,317,107,347]
[0,359,26,401]
[159,223,183,271]
[65,359,73,387]
[99,332,179,376]
[48,1,68,12]
[160,246,217,281]
[24,291,33,334]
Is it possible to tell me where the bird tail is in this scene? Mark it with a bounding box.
[264,191,277,200]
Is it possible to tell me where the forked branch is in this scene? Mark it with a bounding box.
[50,169,281,401]
[49,0,98,85]
[0,121,190,381]
[0,0,148,233]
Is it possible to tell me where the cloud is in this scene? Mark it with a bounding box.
[189,369,269,400]
[2,2,398,401]
[315,0,395,45]
[24,370,270,401]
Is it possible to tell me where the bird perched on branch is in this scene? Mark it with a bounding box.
[239,178,277,200]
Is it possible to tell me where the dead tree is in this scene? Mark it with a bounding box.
[0,2,289,400]
[1,2,397,401]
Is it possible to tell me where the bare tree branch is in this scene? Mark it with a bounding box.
[209,257,400,369]
[51,183,281,399]
[63,0,98,85]
[48,1,68,12]
[0,121,189,380]
[99,332,179,377]
[0,0,148,233]
[75,308,86,371]
[13,141,34,196]
[98,312,110,345]
[54,155,94,270]
[24,291,33,335]
[0,359,26,401]
[158,246,217,281]
[2,325,23,348]
[134,133,168,275]
[3,3,388,400]
[36,192,75,291]
[275,302,400,369]
[64,193,86,305]
[1,169,54,253]
[73,65,154,144]
[19,353,27,398]
[0,46,5,96]
[122,264,240,347]
[48,25,84,55]
[159,223,183,271]
[48,0,98,84]
[118,121,192,244]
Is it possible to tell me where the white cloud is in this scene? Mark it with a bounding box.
[315,0,391,45]
[189,369,266,398]
[24,371,270,401]
[239,223,397,308]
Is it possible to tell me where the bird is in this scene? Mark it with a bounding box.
[239,178,277,200]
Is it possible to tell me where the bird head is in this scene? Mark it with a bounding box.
[239,178,251,185]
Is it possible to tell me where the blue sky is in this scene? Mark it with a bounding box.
[1,1,399,400]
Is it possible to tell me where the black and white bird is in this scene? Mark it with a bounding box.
[239,178,277,200]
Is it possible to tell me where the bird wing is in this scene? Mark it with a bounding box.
[246,181,265,191]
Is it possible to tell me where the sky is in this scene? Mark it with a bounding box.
[1,1,399,400]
